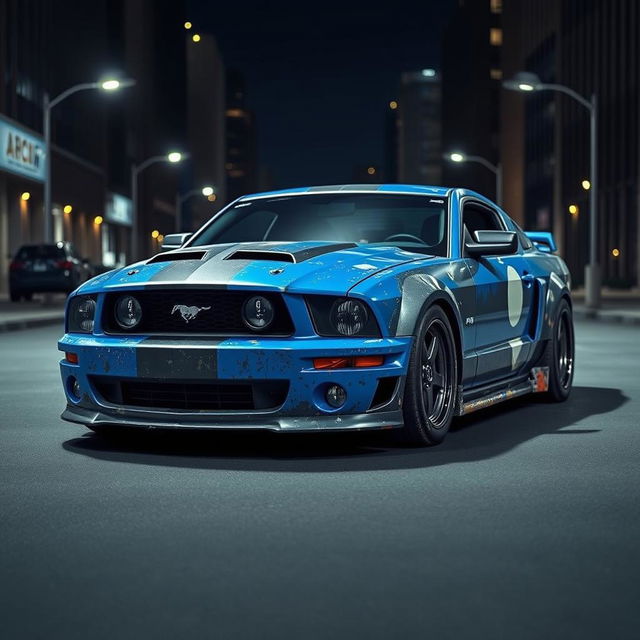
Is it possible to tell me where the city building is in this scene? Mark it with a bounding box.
[501,0,640,288]
[186,32,226,231]
[441,0,502,202]
[0,0,230,294]
[225,70,258,202]
[396,69,442,186]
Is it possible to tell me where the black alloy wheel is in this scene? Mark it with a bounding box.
[540,297,574,402]
[401,305,458,445]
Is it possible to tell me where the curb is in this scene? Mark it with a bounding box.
[0,314,64,333]
[573,307,640,326]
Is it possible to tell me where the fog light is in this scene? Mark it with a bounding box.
[326,384,346,408]
[68,376,82,400]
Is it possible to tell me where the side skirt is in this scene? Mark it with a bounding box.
[456,367,550,416]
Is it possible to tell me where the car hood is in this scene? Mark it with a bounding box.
[78,241,435,296]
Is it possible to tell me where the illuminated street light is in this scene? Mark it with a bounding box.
[192,33,201,43]
[444,151,502,206]
[176,184,215,233]
[63,205,73,214]
[367,167,376,175]
[612,248,620,257]
[151,230,160,239]
[131,152,188,259]
[389,100,398,110]
[184,21,192,29]
[94,216,103,225]
[569,204,579,216]
[582,179,591,190]
[43,76,135,244]
[21,192,31,201]
[504,70,600,308]
[421,68,436,77]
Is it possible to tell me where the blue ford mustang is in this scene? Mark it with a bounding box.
[58,185,574,445]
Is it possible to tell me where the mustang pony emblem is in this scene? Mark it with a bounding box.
[171,304,211,323]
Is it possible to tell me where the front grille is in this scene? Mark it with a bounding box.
[91,377,289,411]
[102,290,294,336]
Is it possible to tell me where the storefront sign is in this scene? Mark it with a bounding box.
[0,116,45,182]
[105,192,133,226]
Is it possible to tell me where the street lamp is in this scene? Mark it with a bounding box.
[175,185,215,233]
[43,77,135,243]
[131,152,188,260]
[503,71,600,308]
[444,151,502,207]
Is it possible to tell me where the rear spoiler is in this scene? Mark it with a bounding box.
[525,231,557,253]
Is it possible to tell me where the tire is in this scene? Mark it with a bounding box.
[399,305,459,446]
[539,298,574,402]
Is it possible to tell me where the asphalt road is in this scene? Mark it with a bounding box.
[1,320,638,639]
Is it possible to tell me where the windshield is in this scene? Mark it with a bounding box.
[190,193,449,256]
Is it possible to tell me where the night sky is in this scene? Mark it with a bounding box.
[190,0,455,188]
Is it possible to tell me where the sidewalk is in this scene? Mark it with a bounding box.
[0,294,66,332]
[572,288,640,326]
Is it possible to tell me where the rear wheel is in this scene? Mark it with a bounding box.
[400,305,459,445]
[540,298,574,402]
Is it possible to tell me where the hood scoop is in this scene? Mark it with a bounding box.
[226,250,296,263]
[225,243,357,264]
[147,250,207,264]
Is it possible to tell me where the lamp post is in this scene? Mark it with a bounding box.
[131,152,187,261]
[444,152,502,207]
[503,71,600,309]
[175,186,215,233]
[43,78,134,243]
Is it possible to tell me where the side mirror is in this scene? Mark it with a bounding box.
[465,230,518,257]
[525,231,557,253]
[161,232,193,251]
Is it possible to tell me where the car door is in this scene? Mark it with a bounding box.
[462,200,536,386]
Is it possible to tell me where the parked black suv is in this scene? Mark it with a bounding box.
[9,242,91,302]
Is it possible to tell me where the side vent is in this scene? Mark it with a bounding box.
[147,251,207,264]
[226,250,296,263]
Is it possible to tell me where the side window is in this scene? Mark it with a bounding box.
[463,203,503,236]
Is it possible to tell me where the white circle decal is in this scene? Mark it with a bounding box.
[507,266,523,327]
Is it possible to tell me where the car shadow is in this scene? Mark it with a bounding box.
[62,386,626,472]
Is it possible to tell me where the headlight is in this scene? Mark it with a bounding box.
[115,295,143,329]
[305,296,380,337]
[243,295,274,330]
[331,299,368,336]
[68,296,97,333]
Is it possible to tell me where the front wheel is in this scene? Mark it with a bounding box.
[400,305,459,446]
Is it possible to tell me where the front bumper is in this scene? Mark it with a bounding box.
[58,334,412,432]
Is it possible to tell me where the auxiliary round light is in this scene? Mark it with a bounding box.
[243,295,274,330]
[77,297,97,332]
[331,298,368,336]
[115,295,143,329]
[326,384,347,408]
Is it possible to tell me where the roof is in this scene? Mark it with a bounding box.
[239,184,453,200]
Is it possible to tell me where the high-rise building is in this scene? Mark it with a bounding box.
[186,32,226,231]
[225,70,257,202]
[501,0,640,288]
[441,0,502,201]
[396,70,442,186]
